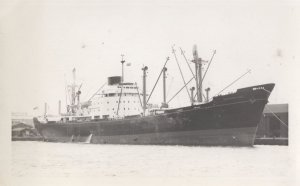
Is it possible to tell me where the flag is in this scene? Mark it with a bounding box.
[33,106,38,110]
[126,62,131,66]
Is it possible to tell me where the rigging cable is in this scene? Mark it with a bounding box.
[116,84,123,116]
[215,69,251,96]
[180,47,201,101]
[192,50,216,101]
[146,57,170,104]
[83,81,99,101]
[264,105,288,129]
[200,50,216,88]
[260,88,288,129]
[172,46,191,103]
[135,82,143,108]
[249,73,288,128]
[167,77,194,104]
[166,76,174,98]
[87,82,107,102]
[180,47,196,78]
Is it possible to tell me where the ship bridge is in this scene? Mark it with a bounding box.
[89,76,143,119]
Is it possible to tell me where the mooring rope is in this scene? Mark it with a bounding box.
[260,88,288,129]
[264,105,288,129]
[247,75,287,131]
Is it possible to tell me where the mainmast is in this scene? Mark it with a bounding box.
[76,83,82,108]
[121,54,125,83]
[192,46,201,102]
[69,68,82,115]
[192,45,207,103]
[142,66,148,115]
[72,68,76,105]
[161,67,168,108]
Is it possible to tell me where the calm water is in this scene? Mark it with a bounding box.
[11,141,296,186]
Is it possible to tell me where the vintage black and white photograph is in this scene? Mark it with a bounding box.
[0,0,299,185]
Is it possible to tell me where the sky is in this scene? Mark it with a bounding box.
[0,0,299,116]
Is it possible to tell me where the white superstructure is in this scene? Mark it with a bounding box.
[89,77,143,119]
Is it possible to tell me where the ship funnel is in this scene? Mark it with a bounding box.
[108,76,122,85]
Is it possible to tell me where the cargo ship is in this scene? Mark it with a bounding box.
[33,46,275,146]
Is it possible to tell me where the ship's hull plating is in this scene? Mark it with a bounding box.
[34,83,275,146]
[38,127,257,146]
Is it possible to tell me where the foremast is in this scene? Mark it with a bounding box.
[67,68,82,115]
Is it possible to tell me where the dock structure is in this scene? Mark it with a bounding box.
[255,103,288,145]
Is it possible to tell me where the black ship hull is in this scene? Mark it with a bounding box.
[34,83,275,146]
